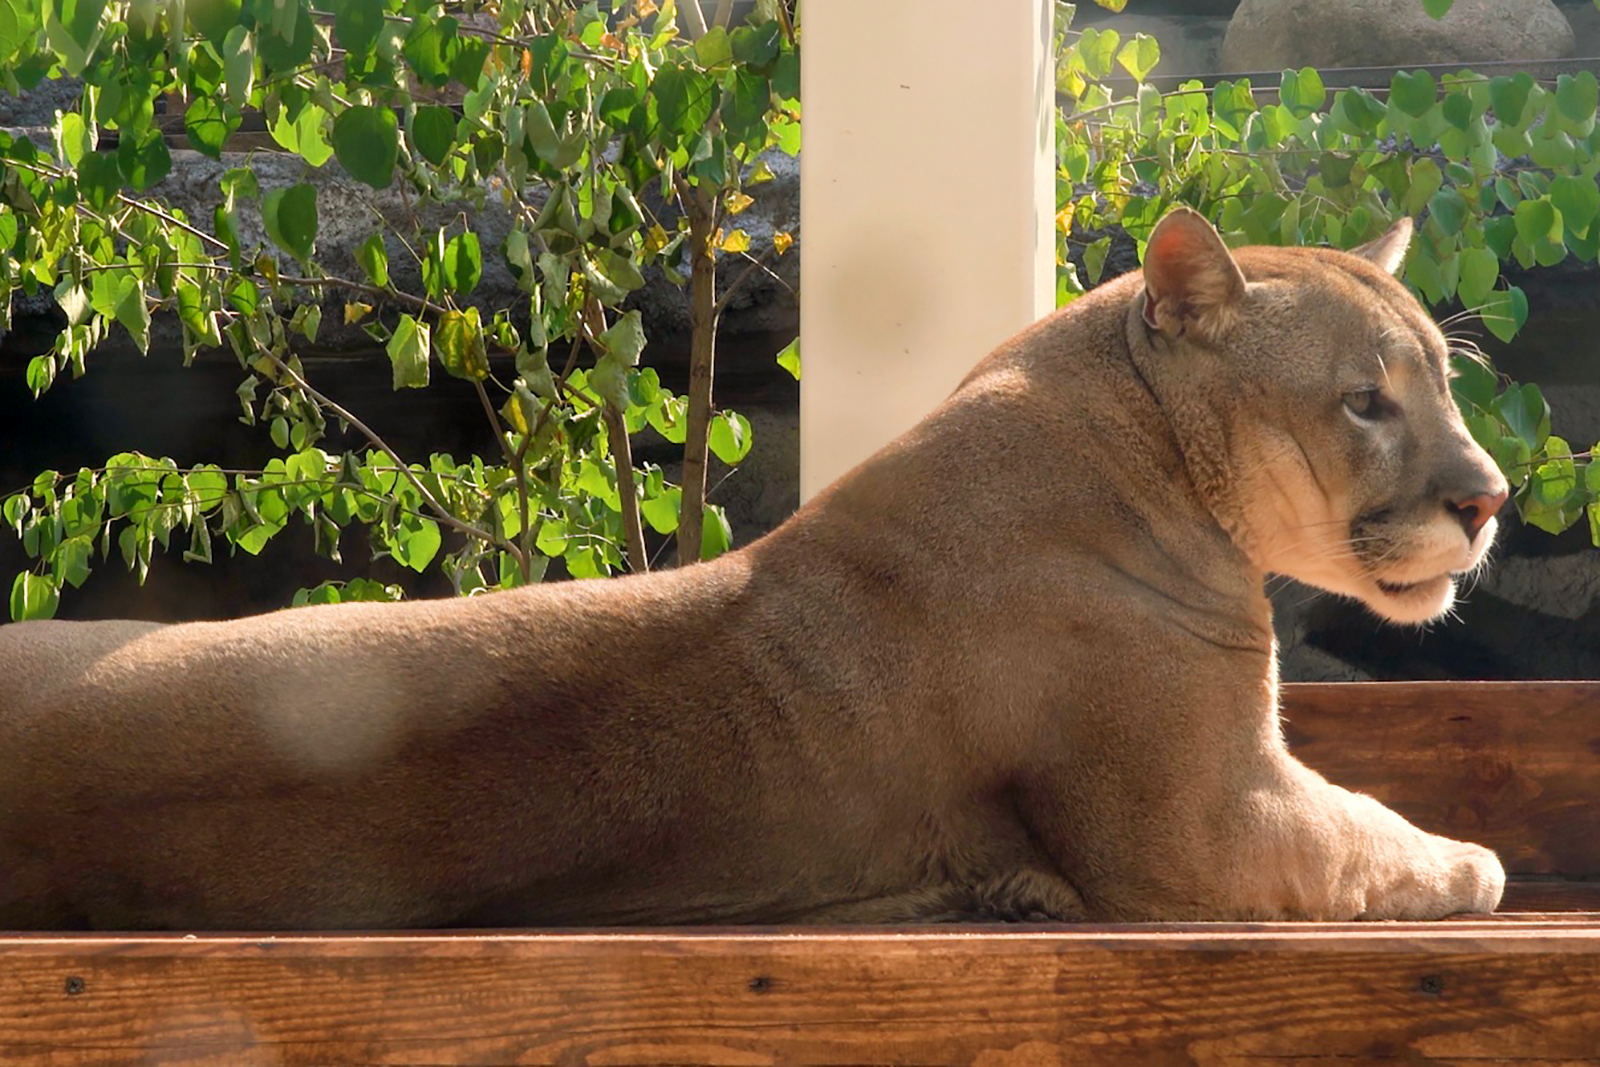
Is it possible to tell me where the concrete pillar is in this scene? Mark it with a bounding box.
[799,0,1057,499]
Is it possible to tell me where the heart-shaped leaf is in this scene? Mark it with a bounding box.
[1389,70,1436,118]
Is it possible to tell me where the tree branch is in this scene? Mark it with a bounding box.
[258,346,524,569]
[580,300,649,575]
[675,178,720,567]
[472,377,540,582]
[601,403,649,574]
[678,0,709,38]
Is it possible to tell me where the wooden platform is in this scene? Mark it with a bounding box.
[1,682,1596,1065]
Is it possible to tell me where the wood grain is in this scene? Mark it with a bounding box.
[0,927,1598,1065]
[1503,878,1600,913]
[1282,682,1600,876]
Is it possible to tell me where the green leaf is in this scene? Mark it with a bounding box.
[187,0,241,43]
[261,181,317,262]
[116,126,171,191]
[1084,236,1111,284]
[335,0,383,56]
[403,15,459,87]
[411,105,456,166]
[0,0,29,59]
[693,25,732,67]
[1550,175,1600,237]
[436,231,481,295]
[709,411,752,464]
[699,503,731,561]
[1489,72,1534,128]
[1404,158,1443,217]
[599,309,646,367]
[1422,0,1453,15]
[112,276,150,352]
[535,517,567,557]
[257,0,316,72]
[76,150,121,211]
[55,280,90,326]
[9,570,58,621]
[1456,247,1499,310]
[356,232,388,288]
[1494,380,1549,451]
[52,534,92,588]
[1334,86,1384,133]
[1116,34,1159,82]
[1531,436,1577,506]
[588,355,628,410]
[722,69,771,149]
[1514,197,1561,245]
[1389,70,1436,118]
[436,307,488,381]
[1441,90,1473,131]
[269,101,333,166]
[584,247,645,301]
[390,515,441,572]
[1450,353,1498,412]
[730,20,781,66]
[44,0,107,75]
[186,96,239,157]
[222,24,254,108]
[1279,67,1325,118]
[1077,27,1120,79]
[651,63,715,146]
[55,110,93,169]
[1480,286,1530,344]
[386,312,430,389]
[332,104,399,189]
[1556,71,1598,126]
[776,336,800,380]
[640,486,681,535]
[1484,215,1517,259]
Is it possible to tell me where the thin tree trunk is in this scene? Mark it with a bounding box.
[676,183,719,567]
[678,0,708,38]
[603,402,649,574]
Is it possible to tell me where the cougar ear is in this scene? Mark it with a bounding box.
[1351,217,1413,276]
[1140,207,1246,342]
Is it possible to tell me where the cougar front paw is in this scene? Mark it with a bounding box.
[1362,839,1505,920]
[1444,840,1506,915]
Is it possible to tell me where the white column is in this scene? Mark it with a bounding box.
[799,0,1057,500]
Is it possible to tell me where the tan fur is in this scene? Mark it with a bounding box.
[0,211,1508,929]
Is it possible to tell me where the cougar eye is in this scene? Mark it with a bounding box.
[1343,389,1382,421]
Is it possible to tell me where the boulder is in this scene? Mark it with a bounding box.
[1221,0,1574,72]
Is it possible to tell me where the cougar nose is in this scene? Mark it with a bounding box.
[1447,486,1509,540]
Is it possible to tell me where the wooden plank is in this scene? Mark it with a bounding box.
[1282,682,1600,877]
[0,929,1598,1065]
[1503,878,1600,913]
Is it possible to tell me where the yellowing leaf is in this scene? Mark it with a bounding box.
[344,301,373,325]
[772,230,794,256]
[725,192,755,215]
[717,228,751,254]
[643,223,670,254]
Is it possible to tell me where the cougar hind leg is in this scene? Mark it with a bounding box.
[799,868,1087,925]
